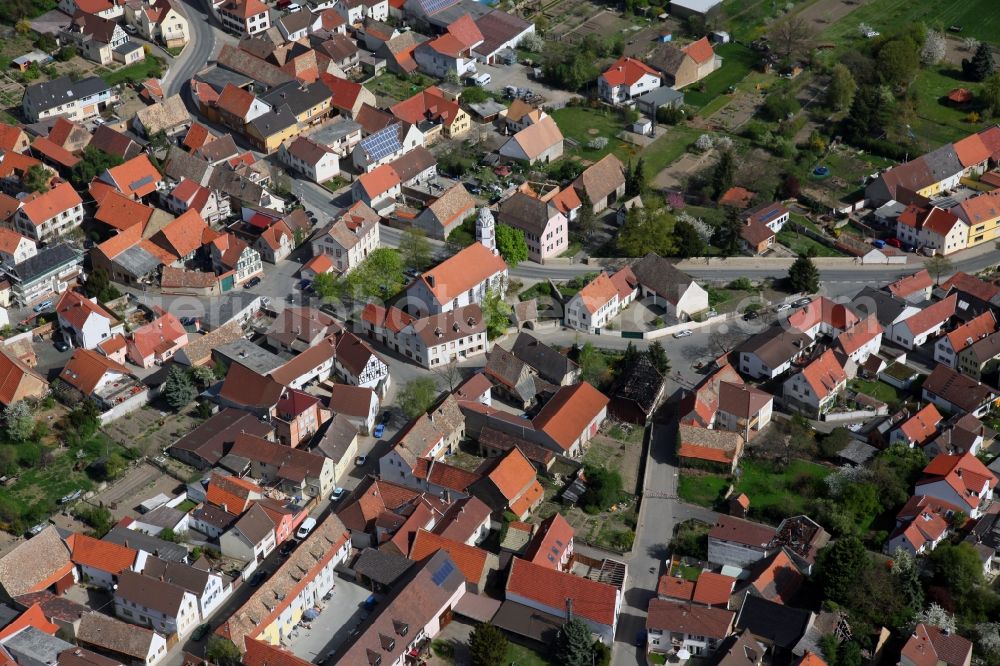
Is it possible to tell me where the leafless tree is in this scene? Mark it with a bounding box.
[435,359,463,392]
[768,15,817,60]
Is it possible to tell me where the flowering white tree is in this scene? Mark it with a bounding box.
[694,134,714,152]
[914,604,957,633]
[677,212,712,242]
[715,136,734,151]
[587,137,608,150]
[977,623,1000,658]
[964,37,981,52]
[921,31,947,65]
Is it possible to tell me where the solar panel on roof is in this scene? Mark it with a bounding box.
[361,123,402,162]
[760,208,782,222]
[431,559,455,586]
[419,0,457,15]
[129,175,155,191]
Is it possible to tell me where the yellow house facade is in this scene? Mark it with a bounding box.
[955,190,1000,249]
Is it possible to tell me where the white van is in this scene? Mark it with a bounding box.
[296,517,317,539]
[470,72,491,87]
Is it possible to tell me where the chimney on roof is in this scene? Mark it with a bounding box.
[426,274,435,288]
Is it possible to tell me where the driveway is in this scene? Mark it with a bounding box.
[611,409,720,666]
[285,576,372,663]
[475,63,580,109]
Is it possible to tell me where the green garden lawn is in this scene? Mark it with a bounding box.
[678,472,729,507]
[550,106,636,162]
[684,43,759,110]
[821,0,1000,46]
[735,459,831,517]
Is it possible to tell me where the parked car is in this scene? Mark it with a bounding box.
[54,339,69,352]
[355,454,367,466]
[32,300,53,313]
[248,570,268,587]
[792,297,812,307]
[885,238,903,248]
[774,303,792,312]
[243,276,262,289]
[373,422,385,438]
[192,624,211,642]
[742,311,759,321]
[672,329,692,338]
[296,517,317,539]
[279,541,296,557]
[123,24,137,33]
[331,487,346,501]
[382,411,391,423]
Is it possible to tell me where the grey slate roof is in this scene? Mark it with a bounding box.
[353,547,414,586]
[215,339,286,375]
[635,86,685,107]
[922,144,963,183]
[113,245,162,279]
[314,413,359,462]
[499,192,553,236]
[735,593,811,650]
[247,104,299,138]
[852,286,909,327]
[306,118,362,146]
[631,253,695,306]
[511,332,577,384]
[5,243,81,284]
[193,66,255,94]
[23,76,110,114]
[4,626,73,666]
[262,82,332,118]
[104,526,188,562]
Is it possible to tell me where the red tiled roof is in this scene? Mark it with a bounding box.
[526,512,573,569]
[244,638,312,666]
[918,452,997,511]
[507,557,618,627]
[59,349,129,396]
[657,575,694,600]
[356,163,399,198]
[409,529,490,584]
[799,349,847,400]
[887,269,933,299]
[415,242,507,306]
[95,190,154,232]
[18,182,81,226]
[901,294,956,337]
[940,271,1000,302]
[129,312,187,361]
[748,550,801,605]
[30,137,80,168]
[56,290,118,332]
[682,37,715,64]
[953,133,991,168]
[901,624,973,666]
[533,383,609,451]
[646,599,733,639]
[719,186,755,208]
[103,155,160,198]
[67,533,137,574]
[691,571,736,606]
[835,315,882,356]
[206,472,263,513]
[601,56,660,87]
[944,311,996,353]
[898,403,943,446]
[787,296,859,334]
[487,446,536,501]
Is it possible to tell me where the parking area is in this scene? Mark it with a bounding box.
[285,576,372,662]
[476,63,579,109]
